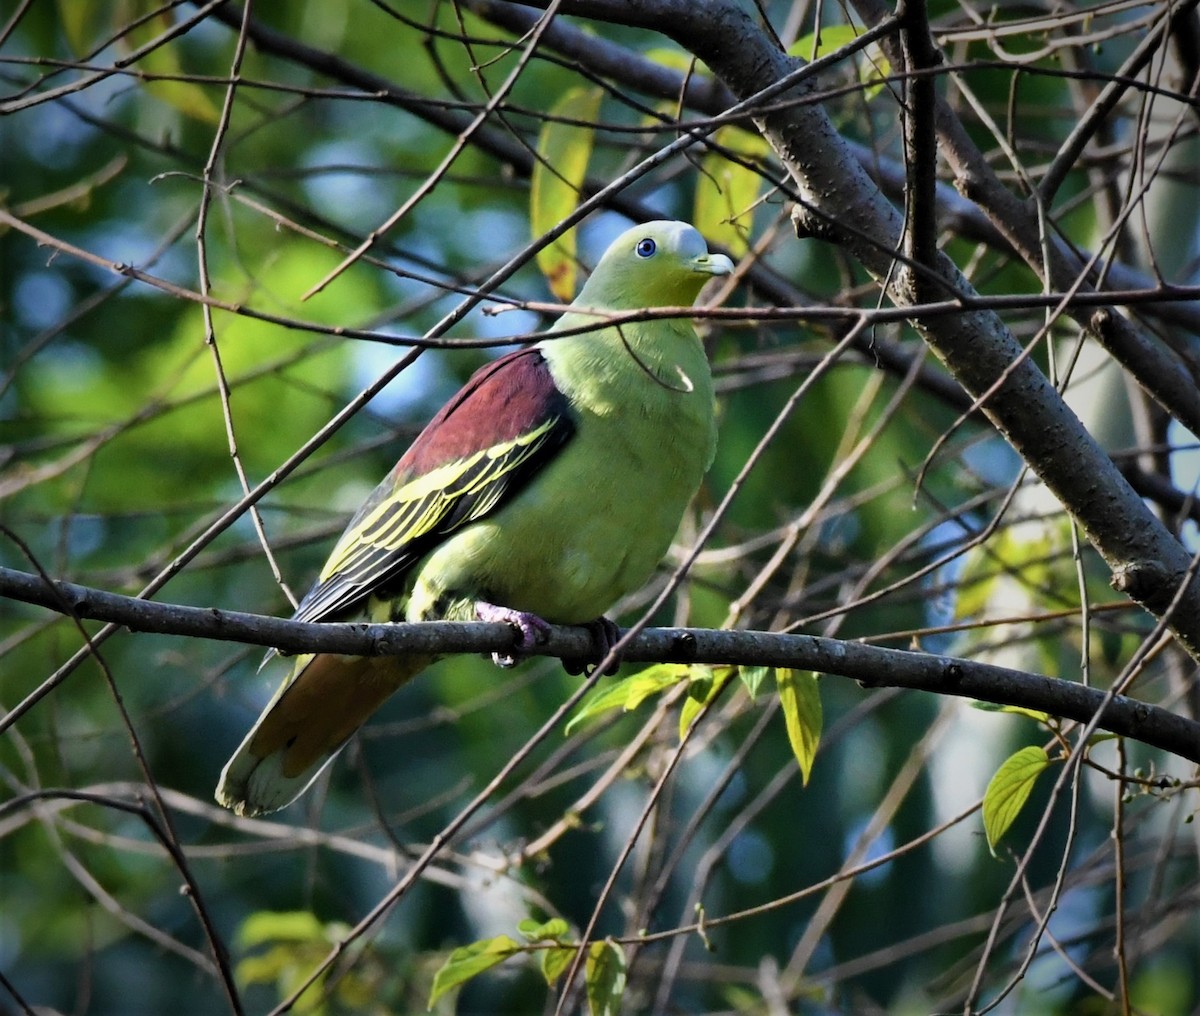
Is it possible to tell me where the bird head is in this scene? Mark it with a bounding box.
[574,221,734,310]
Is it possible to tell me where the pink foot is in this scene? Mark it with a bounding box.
[476,601,553,668]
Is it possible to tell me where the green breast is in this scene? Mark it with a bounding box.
[403,319,716,624]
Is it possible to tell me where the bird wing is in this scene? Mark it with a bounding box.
[291,347,575,623]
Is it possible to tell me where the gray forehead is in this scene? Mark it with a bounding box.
[632,221,705,256]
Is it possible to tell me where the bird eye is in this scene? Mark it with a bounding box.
[635,237,657,258]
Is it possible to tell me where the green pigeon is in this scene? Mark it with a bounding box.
[216,220,732,816]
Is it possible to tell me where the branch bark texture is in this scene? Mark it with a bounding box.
[3,567,1198,764]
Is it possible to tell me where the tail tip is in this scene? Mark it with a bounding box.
[215,744,332,818]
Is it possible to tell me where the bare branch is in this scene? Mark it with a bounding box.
[3,566,1198,763]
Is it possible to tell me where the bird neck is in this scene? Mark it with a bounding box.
[538,316,712,415]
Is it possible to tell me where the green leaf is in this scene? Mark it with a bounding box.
[787,25,891,101]
[57,0,111,56]
[971,701,1053,725]
[693,125,769,257]
[427,934,521,1009]
[788,24,866,60]
[776,669,822,785]
[1086,732,1119,748]
[234,911,353,1015]
[518,917,570,943]
[585,940,627,1016]
[982,745,1051,853]
[236,910,325,948]
[954,529,1056,622]
[566,664,691,735]
[235,947,294,987]
[642,46,706,74]
[138,42,221,124]
[113,3,220,124]
[678,685,706,741]
[531,86,603,301]
[738,665,769,701]
[540,945,575,986]
[679,666,733,741]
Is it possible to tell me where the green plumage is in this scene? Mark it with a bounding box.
[217,220,732,816]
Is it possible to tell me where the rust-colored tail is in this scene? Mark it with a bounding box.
[216,652,432,817]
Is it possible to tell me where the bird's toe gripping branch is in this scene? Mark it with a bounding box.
[475,600,554,667]
[563,617,622,677]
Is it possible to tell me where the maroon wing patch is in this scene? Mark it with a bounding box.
[291,347,575,623]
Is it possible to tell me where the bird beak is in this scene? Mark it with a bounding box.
[691,252,735,277]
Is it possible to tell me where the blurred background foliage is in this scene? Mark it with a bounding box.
[1,1,1198,1014]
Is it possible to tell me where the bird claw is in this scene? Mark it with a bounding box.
[476,601,553,668]
[563,616,622,677]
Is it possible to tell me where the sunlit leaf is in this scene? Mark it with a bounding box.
[776,669,822,785]
[234,911,354,1015]
[642,46,707,74]
[541,945,575,986]
[788,24,865,60]
[585,940,626,1016]
[235,947,293,986]
[738,665,769,700]
[971,701,1053,725]
[138,43,221,124]
[56,0,110,56]
[982,745,1051,852]
[787,24,890,100]
[115,2,220,123]
[518,917,570,943]
[566,663,691,734]
[679,666,734,741]
[531,86,603,300]
[236,910,325,948]
[693,125,768,257]
[954,529,1055,622]
[428,935,521,1008]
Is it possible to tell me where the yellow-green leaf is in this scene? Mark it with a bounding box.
[738,665,769,700]
[642,47,707,75]
[983,745,1051,853]
[679,666,733,741]
[541,945,575,986]
[114,3,220,124]
[518,917,570,943]
[788,24,865,60]
[566,664,691,735]
[693,125,768,257]
[57,0,111,56]
[954,529,1055,622]
[140,45,220,123]
[585,940,627,1016]
[235,947,294,987]
[428,935,521,1009]
[236,910,325,948]
[678,683,706,741]
[531,86,602,301]
[776,669,822,785]
[787,25,891,101]
[971,701,1053,725]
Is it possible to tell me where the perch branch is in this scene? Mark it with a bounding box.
[3,566,1198,764]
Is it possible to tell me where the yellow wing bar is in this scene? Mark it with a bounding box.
[292,416,569,624]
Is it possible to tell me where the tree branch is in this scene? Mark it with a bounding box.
[4,566,1198,764]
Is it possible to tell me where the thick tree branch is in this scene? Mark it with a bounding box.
[846,0,1200,438]
[896,0,940,275]
[3,567,1198,764]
